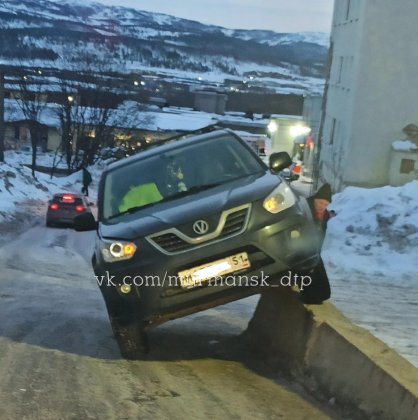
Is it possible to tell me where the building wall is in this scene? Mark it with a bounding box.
[47,128,61,151]
[302,95,322,141]
[4,122,61,151]
[389,148,418,186]
[194,91,227,114]
[319,0,364,190]
[319,0,418,190]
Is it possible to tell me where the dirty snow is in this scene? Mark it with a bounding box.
[392,140,418,151]
[322,181,418,282]
[320,181,418,367]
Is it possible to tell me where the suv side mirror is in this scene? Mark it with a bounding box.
[74,212,97,231]
[269,152,293,173]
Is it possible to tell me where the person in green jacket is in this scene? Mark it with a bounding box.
[118,182,163,213]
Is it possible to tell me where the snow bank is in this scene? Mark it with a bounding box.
[392,140,418,151]
[322,181,418,283]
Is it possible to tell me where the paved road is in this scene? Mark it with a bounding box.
[0,218,340,420]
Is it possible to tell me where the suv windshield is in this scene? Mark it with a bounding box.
[102,134,264,220]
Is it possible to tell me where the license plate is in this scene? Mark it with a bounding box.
[178,252,251,289]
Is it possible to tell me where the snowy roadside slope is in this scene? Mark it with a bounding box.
[0,152,101,222]
[322,181,418,282]
[322,181,418,367]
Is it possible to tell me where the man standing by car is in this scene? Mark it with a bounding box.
[82,166,92,197]
[307,183,336,246]
[298,183,335,304]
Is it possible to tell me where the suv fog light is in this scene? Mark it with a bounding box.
[120,284,132,294]
[290,230,301,239]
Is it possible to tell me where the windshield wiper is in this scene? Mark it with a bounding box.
[159,183,222,203]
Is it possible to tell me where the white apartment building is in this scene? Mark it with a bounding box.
[318,0,418,190]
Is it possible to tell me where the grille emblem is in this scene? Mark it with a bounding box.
[193,220,209,235]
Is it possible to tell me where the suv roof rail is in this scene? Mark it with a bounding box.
[146,123,223,150]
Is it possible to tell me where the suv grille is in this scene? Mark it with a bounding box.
[148,205,250,254]
[151,232,191,253]
[219,207,248,238]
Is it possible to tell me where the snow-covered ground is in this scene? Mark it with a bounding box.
[321,182,418,367]
[323,181,418,281]
[0,151,102,222]
[290,176,418,366]
[1,154,417,366]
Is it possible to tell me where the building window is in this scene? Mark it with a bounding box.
[400,159,415,174]
[338,56,344,83]
[330,118,337,145]
[346,0,351,20]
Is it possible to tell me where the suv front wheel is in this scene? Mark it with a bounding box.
[109,317,149,359]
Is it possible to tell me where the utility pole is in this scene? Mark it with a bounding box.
[0,69,5,163]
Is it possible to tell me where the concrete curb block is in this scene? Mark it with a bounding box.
[244,287,418,419]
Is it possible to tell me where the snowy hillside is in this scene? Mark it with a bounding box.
[0,0,328,93]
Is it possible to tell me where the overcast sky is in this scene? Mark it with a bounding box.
[96,0,334,33]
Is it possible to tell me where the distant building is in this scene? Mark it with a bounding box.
[303,95,322,143]
[233,131,269,156]
[318,0,418,190]
[148,97,169,108]
[194,90,227,115]
[302,95,323,177]
[266,115,305,156]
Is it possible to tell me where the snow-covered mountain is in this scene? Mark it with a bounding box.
[0,0,329,87]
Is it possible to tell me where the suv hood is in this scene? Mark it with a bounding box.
[100,172,283,241]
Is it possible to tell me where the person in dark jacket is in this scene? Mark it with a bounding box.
[307,183,335,246]
[81,167,92,196]
[298,183,335,304]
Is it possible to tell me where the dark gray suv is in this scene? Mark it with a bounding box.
[75,129,330,359]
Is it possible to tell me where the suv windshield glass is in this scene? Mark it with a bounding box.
[102,134,264,220]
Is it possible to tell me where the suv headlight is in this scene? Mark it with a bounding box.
[99,239,137,263]
[263,182,296,214]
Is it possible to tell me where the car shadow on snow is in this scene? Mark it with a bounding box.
[0,292,259,363]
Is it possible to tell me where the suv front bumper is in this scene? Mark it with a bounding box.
[94,203,321,325]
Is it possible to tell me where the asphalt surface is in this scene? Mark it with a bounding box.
[0,212,342,420]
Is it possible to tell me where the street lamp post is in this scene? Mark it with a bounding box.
[64,94,74,169]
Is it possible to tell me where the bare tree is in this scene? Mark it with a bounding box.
[0,70,5,163]
[54,68,155,171]
[14,70,48,177]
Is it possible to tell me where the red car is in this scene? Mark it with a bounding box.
[46,193,92,227]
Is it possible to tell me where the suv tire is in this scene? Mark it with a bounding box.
[110,317,149,360]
